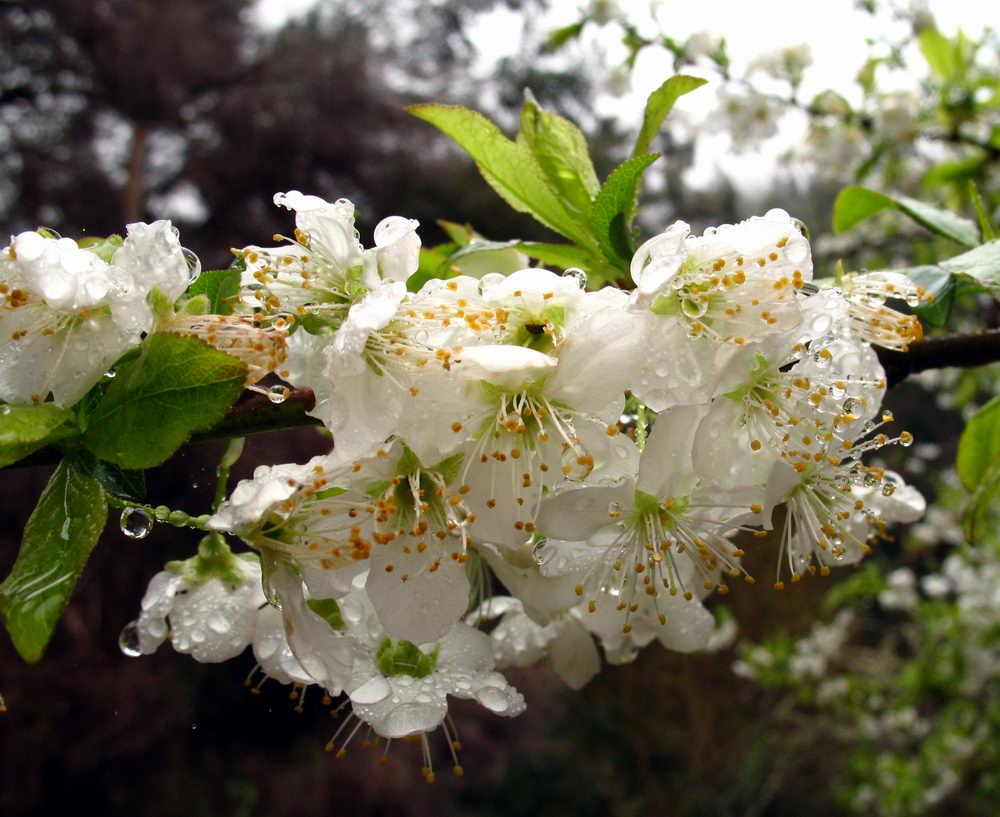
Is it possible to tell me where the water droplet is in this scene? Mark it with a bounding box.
[863,290,885,307]
[842,398,860,416]
[182,247,202,284]
[562,267,588,290]
[561,447,593,480]
[118,621,142,657]
[267,385,290,404]
[207,612,230,634]
[863,472,878,488]
[881,483,896,497]
[531,540,546,565]
[862,421,876,434]
[104,368,116,379]
[833,475,850,490]
[830,383,846,399]
[881,410,894,423]
[680,297,708,319]
[478,273,506,295]
[120,507,153,539]
[812,350,832,369]
[607,500,623,516]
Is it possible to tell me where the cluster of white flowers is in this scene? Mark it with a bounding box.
[0,223,194,406]
[84,192,927,774]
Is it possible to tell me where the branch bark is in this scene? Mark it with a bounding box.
[5,332,1000,471]
[876,329,1000,387]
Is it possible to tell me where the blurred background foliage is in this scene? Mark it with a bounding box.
[1,0,998,815]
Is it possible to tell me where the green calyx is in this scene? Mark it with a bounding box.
[508,305,566,352]
[365,445,465,531]
[78,234,123,264]
[167,532,250,588]
[723,354,776,403]
[307,597,346,630]
[633,489,689,527]
[375,637,440,678]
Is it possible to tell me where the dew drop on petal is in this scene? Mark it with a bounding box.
[182,247,202,284]
[882,483,896,497]
[562,267,588,290]
[120,507,153,539]
[118,621,142,657]
[842,398,860,416]
[531,539,546,565]
[267,385,290,404]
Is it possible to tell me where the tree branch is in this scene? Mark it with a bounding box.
[876,329,1000,387]
[6,333,1000,471]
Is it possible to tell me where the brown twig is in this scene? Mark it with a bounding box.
[876,329,1000,387]
[5,333,1000,471]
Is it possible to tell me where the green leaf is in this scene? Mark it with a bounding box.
[441,240,529,279]
[518,91,600,218]
[407,244,458,293]
[82,333,247,469]
[969,182,996,241]
[963,458,1000,545]
[590,153,660,265]
[544,20,586,52]
[904,265,955,327]
[90,460,146,502]
[940,240,1000,299]
[517,242,598,269]
[919,28,956,80]
[407,104,594,248]
[0,403,74,468]
[0,458,107,662]
[957,395,1000,492]
[833,186,979,248]
[436,220,474,246]
[78,234,123,264]
[186,269,242,316]
[632,75,707,159]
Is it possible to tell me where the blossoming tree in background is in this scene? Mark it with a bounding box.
[1,12,999,806]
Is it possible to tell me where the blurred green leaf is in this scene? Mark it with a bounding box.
[632,74,707,159]
[82,333,247,469]
[518,91,600,218]
[919,28,956,81]
[940,240,1000,298]
[517,242,600,270]
[436,220,474,245]
[957,395,1000,491]
[590,153,660,266]
[544,20,585,53]
[407,104,594,248]
[962,458,1000,545]
[904,265,956,326]
[969,183,996,241]
[0,458,107,663]
[408,244,457,293]
[833,186,979,247]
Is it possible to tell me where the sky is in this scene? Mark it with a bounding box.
[251,0,995,192]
